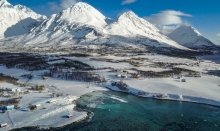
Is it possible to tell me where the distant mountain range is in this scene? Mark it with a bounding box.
[0,0,218,52]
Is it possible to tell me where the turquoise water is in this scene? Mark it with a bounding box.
[14,91,220,131]
[63,91,220,131]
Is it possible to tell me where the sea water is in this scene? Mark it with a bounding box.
[14,91,220,131]
[63,91,220,131]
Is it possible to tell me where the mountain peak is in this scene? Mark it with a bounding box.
[169,25,216,49]
[176,25,202,36]
[71,2,93,9]
[0,0,45,38]
[0,1,189,50]
[107,11,188,50]
[114,10,158,32]
[118,11,138,20]
[66,2,102,16]
[0,0,10,7]
[121,11,136,16]
[59,2,106,27]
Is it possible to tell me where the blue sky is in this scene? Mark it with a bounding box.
[8,0,220,45]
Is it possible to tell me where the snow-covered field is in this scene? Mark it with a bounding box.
[0,91,88,131]
[0,53,220,130]
[0,64,106,130]
[0,0,220,130]
[122,76,220,104]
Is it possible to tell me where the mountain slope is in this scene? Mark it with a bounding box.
[0,0,45,38]
[107,11,188,49]
[12,2,108,48]
[31,2,107,37]
[33,2,107,33]
[24,10,188,50]
[0,2,190,51]
[0,0,9,6]
[59,2,107,27]
[168,25,217,49]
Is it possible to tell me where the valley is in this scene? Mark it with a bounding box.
[0,51,220,130]
[0,0,220,130]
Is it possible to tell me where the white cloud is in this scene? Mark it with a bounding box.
[217,33,220,37]
[48,0,80,13]
[147,10,192,26]
[121,0,137,5]
[60,0,80,10]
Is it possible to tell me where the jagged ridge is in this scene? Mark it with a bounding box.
[0,0,202,51]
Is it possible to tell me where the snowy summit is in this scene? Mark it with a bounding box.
[59,2,107,27]
[169,25,217,49]
[0,0,45,38]
[0,0,218,52]
[0,0,220,131]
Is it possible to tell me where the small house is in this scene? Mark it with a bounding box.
[121,74,128,79]
[66,114,73,118]
[42,76,49,80]
[29,105,37,111]
[35,104,41,107]
[6,105,15,110]
[181,78,186,82]
[132,73,141,79]
[47,99,57,103]
[11,88,22,93]
[29,103,41,111]
[117,74,122,78]
[122,70,128,74]
[0,123,8,128]
[116,74,128,79]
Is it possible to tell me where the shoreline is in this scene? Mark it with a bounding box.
[0,52,220,130]
[4,88,220,130]
[105,85,220,108]
[8,107,93,131]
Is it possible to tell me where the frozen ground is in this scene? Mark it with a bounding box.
[0,66,106,130]
[124,76,220,101]
[0,78,104,131]
[0,91,88,131]
[0,53,220,130]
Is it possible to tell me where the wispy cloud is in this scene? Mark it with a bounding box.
[147,10,192,26]
[217,33,220,37]
[146,10,192,34]
[48,0,80,13]
[121,0,137,5]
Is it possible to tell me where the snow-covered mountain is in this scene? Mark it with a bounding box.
[168,25,217,49]
[107,11,187,49]
[0,0,45,38]
[59,2,107,27]
[34,2,107,33]
[0,0,9,6]
[10,2,108,49]
[0,1,190,51]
